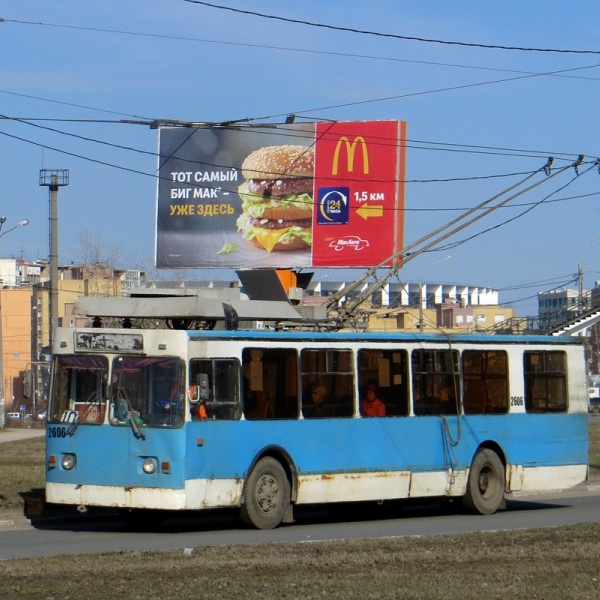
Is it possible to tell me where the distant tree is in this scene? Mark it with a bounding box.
[76,230,123,268]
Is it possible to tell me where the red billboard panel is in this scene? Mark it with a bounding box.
[155,121,405,269]
[313,121,405,267]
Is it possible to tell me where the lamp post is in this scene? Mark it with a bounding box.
[0,217,30,429]
[418,255,454,331]
[578,235,600,313]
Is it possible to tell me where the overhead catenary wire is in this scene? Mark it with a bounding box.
[180,1,600,55]
[249,64,600,122]
[2,112,594,189]
[3,19,599,82]
[327,155,585,318]
[432,163,597,253]
[2,109,589,163]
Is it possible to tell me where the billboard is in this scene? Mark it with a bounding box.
[155,120,406,269]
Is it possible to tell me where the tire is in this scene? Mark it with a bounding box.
[240,457,290,530]
[592,405,600,414]
[462,448,505,515]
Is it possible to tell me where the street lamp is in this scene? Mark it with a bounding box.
[0,217,30,429]
[418,255,454,331]
[0,219,29,240]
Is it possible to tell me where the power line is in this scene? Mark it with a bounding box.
[250,64,600,121]
[2,115,596,201]
[433,164,596,252]
[3,19,598,82]
[499,274,579,292]
[0,88,151,120]
[1,110,593,164]
[181,1,600,55]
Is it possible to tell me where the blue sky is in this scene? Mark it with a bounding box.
[1,1,598,315]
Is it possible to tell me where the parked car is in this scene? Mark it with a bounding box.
[6,412,22,419]
[589,397,600,414]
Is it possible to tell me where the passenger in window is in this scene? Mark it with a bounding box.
[435,386,456,415]
[303,384,333,418]
[361,384,386,417]
[413,385,429,415]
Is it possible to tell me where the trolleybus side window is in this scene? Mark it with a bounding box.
[462,350,509,414]
[110,356,185,427]
[189,359,241,420]
[357,349,409,416]
[523,350,567,413]
[412,349,460,415]
[242,348,298,420]
[301,349,354,418]
[51,355,108,424]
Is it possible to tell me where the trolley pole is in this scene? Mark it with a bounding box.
[39,170,69,353]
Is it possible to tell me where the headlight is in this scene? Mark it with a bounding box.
[61,454,76,471]
[142,457,157,474]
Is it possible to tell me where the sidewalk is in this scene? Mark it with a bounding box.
[0,427,45,444]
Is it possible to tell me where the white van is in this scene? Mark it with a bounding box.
[6,412,21,419]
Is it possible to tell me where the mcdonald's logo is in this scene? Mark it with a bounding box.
[331,136,370,175]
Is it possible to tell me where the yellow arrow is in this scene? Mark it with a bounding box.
[356,204,384,220]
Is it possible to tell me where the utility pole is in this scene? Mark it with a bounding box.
[39,170,69,353]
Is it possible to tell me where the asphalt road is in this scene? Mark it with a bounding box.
[1,485,600,560]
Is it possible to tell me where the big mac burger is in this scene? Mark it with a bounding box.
[236,145,314,252]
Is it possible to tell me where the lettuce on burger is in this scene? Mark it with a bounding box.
[236,145,314,252]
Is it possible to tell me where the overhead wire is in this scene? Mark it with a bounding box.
[3,19,599,81]
[181,1,600,55]
[249,63,600,122]
[1,114,596,225]
[433,163,597,252]
[498,276,580,308]
[326,156,579,313]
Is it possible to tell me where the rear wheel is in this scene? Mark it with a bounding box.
[240,457,290,530]
[462,448,505,515]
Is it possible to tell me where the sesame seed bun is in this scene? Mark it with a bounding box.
[241,145,314,180]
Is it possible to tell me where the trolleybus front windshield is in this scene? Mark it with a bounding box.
[50,355,185,428]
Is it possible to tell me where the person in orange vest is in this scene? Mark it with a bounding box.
[361,383,386,417]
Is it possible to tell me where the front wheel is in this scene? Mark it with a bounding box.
[240,457,290,530]
[462,448,505,515]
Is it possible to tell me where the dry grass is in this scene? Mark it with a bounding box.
[1,525,600,599]
[0,436,45,511]
[1,424,600,599]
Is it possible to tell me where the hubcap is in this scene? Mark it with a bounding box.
[256,474,279,514]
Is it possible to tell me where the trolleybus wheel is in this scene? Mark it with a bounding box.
[462,448,505,515]
[241,457,290,530]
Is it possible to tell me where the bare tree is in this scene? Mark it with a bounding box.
[76,230,123,268]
